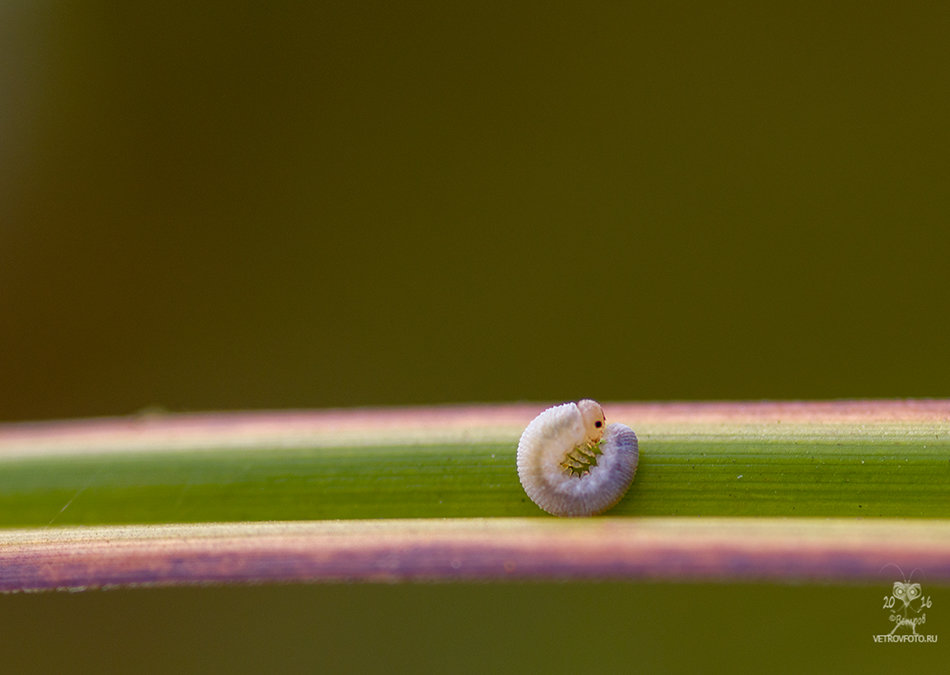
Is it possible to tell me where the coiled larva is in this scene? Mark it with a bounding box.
[516,400,638,517]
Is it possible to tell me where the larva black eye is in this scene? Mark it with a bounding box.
[516,400,638,517]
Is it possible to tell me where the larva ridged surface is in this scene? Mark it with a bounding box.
[516,403,638,517]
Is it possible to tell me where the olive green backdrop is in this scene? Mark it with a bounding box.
[3,1,948,422]
[1,4,948,673]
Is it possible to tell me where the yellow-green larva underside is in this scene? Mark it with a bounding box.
[516,401,638,517]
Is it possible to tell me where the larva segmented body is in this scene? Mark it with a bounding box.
[516,400,638,517]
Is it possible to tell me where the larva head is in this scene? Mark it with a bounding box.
[577,399,606,443]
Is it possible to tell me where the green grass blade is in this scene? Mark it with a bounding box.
[0,402,948,526]
[0,438,948,526]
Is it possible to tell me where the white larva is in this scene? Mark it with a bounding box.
[516,399,638,517]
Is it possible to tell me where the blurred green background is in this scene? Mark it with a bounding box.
[1,583,944,674]
[3,1,948,423]
[1,3,947,673]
